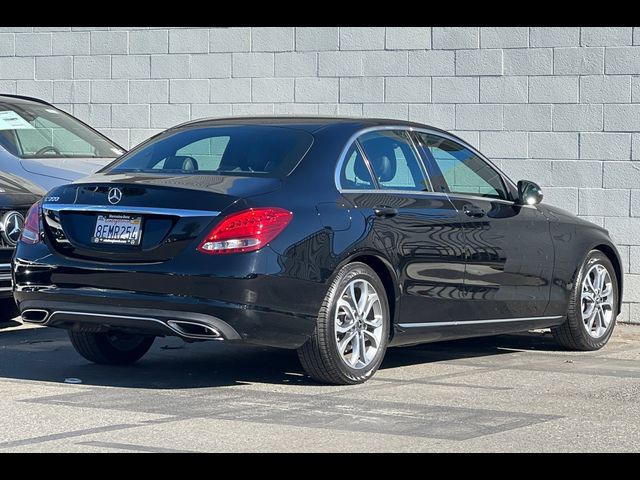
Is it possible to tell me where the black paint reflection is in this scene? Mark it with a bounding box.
[345,192,467,324]
[449,197,553,319]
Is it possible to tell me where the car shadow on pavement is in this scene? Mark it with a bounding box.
[0,325,563,390]
[382,330,565,369]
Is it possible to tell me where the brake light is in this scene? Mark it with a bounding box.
[198,207,292,255]
[20,202,41,245]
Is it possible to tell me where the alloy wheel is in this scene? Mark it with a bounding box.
[334,279,384,369]
[581,264,614,339]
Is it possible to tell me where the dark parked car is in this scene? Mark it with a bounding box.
[12,118,623,384]
[1,173,40,318]
[0,94,125,192]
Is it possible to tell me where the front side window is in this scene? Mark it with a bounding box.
[0,100,123,159]
[417,133,508,200]
[109,125,314,177]
[357,130,430,192]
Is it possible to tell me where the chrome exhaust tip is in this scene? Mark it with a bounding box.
[167,320,222,339]
[21,309,49,323]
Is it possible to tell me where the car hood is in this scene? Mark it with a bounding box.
[0,172,43,207]
[541,203,609,232]
[20,157,115,182]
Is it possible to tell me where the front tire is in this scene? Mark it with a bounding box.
[298,262,390,385]
[68,331,155,365]
[552,250,619,351]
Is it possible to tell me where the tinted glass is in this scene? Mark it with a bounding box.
[174,136,230,170]
[339,143,375,189]
[108,125,314,177]
[418,133,508,200]
[0,100,123,159]
[358,130,430,192]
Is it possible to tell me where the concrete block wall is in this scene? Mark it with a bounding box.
[1,26,640,322]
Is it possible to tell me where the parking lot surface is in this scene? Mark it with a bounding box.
[1,318,639,452]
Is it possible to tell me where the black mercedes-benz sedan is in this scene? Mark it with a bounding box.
[12,117,623,384]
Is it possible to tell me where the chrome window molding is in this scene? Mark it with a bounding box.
[337,188,536,209]
[355,139,378,188]
[405,130,435,192]
[334,125,519,203]
[398,315,564,328]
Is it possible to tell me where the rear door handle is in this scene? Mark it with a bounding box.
[373,206,399,218]
[463,204,485,218]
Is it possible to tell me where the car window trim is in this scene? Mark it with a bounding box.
[338,188,532,207]
[409,130,449,194]
[404,130,434,192]
[355,139,380,189]
[340,128,434,194]
[335,125,518,200]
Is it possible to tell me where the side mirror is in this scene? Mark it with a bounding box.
[517,180,543,205]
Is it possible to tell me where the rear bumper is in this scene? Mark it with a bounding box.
[0,263,12,298]
[12,255,323,349]
[15,288,317,348]
[19,299,241,341]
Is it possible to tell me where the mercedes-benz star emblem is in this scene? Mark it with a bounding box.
[107,187,123,205]
[1,211,25,246]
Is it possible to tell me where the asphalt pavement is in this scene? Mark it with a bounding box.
[1,317,639,452]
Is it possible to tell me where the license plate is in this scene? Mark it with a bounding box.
[91,214,143,245]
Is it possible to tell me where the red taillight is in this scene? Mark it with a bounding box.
[20,202,41,245]
[198,207,292,255]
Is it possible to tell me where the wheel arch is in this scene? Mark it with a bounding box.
[333,252,401,336]
[592,243,623,313]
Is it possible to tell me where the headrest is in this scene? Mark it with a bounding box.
[359,137,398,183]
[244,146,271,172]
[353,153,396,184]
[369,154,396,182]
[164,155,199,171]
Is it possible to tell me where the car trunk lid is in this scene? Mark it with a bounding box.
[41,173,281,263]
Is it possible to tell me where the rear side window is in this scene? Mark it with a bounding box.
[357,130,430,192]
[109,125,314,177]
[339,143,375,190]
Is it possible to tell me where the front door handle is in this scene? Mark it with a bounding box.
[463,204,486,218]
[373,206,399,218]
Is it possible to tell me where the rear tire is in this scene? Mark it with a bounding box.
[68,331,155,365]
[552,250,618,351]
[297,262,390,385]
[0,299,19,322]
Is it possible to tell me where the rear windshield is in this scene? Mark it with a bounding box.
[107,125,314,177]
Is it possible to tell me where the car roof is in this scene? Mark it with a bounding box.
[0,94,52,106]
[170,116,454,136]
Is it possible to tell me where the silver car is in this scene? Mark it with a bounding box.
[0,94,125,193]
[0,94,124,319]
